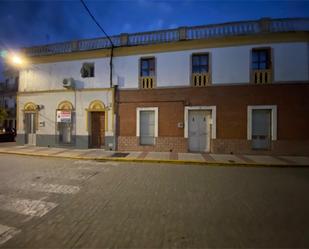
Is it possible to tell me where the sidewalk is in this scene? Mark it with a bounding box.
[0,143,308,166]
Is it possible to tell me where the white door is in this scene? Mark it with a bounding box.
[252,109,271,149]
[188,110,209,152]
[140,111,155,145]
[25,113,36,145]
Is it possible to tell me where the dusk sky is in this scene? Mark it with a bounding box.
[0,0,309,80]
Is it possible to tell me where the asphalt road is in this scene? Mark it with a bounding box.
[0,154,308,248]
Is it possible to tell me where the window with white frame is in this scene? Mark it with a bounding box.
[136,107,158,145]
[247,105,277,150]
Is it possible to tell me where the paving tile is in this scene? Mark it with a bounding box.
[125,152,142,159]
[201,153,215,162]
[243,155,287,165]
[279,156,309,166]
[209,154,246,164]
[178,153,204,161]
[145,152,170,160]
[137,151,148,159]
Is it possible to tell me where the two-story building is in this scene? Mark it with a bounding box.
[16,18,309,155]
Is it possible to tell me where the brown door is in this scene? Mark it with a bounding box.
[90,112,105,148]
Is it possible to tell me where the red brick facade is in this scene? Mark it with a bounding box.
[117,83,309,155]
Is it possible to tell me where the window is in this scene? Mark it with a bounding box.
[191,53,211,86]
[140,58,155,77]
[140,58,156,89]
[251,48,272,84]
[81,62,95,78]
[192,54,209,73]
[247,105,277,150]
[136,107,158,145]
[252,48,271,70]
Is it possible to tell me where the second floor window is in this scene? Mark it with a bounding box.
[81,62,95,78]
[192,54,209,74]
[252,49,271,70]
[140,58,155,77]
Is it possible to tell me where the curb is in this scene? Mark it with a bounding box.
[0,150,304,167]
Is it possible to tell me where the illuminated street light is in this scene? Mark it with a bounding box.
[11,55,23,65]
[0,50,27,67]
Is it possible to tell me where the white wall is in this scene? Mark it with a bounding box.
[19,58,110,91]
[273,42,309,82]
[17,90,113,136]
[19,42,309,91]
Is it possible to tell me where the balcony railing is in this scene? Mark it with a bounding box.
[192,73,211,87]
[140,77,155,89]
[252,70,272,84]
[23,18,309,57]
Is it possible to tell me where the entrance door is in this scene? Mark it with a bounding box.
[252,109,271,149]
[25,113,36,145]
[188,110,209,152]
[140,110,155,145]
[90,112,105,148]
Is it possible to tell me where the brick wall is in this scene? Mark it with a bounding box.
[117,83,309,155]
[118,136,187,152]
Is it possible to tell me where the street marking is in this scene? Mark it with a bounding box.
[0,195,58,217]
[0,224,20,245]
[26,183,80,194]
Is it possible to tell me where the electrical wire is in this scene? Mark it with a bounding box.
[80,0,114,48]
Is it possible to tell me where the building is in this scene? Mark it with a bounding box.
[0,66,18,130]
[16,18,309,155]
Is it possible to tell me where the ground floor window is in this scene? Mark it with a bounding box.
[247,105,277,150]
[136,107,158,145]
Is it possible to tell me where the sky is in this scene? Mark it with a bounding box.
[0,0,308,79]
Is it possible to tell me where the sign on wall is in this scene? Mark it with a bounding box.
[56,110,71,123]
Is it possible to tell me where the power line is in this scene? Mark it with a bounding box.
[80,0,114,47]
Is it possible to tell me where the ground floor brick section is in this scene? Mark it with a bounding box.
[118,136,187,152]
[117,83,309,155]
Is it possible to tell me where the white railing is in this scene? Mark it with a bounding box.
[23,18,309,57]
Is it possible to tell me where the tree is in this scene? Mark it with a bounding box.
[0,107,7,126]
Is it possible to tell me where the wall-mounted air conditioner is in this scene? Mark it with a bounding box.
[63,78,75,89]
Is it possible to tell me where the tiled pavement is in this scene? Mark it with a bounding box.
[1,154,309,248]
[0,156,100,246]
[0,143,308,166]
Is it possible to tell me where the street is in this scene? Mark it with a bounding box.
[0,154,308,248]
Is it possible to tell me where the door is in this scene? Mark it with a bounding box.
[188,110,209,152]
[25,113,36,145]
[90,112,105,148]
[59,122,72,144]
[140,111,155,145]
[252,109,271,149]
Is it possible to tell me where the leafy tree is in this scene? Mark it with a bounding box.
[0,107,7,125]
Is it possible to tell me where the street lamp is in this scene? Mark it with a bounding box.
[0,50,27,68]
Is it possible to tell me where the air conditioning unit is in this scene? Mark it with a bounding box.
[63,78,75,89]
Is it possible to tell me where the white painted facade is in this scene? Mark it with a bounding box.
[19,42,309,92]
[17,90,114,137]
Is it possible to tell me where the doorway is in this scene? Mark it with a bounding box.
[188,110,211,152]
[25,112,36,145]
[252,109,271,149]
[90,112,105,148]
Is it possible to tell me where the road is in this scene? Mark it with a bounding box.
[0,154,308,248]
